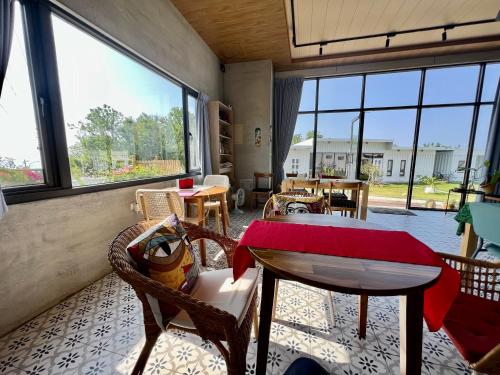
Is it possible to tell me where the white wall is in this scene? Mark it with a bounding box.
[223,60,274,190]
[0,0,222,336]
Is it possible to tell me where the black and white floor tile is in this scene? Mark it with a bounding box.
[0,209,494,374]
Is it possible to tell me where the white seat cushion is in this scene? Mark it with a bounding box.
[171,268,259,329]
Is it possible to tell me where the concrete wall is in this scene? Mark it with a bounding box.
[223,60,274,189]
[0,0,221,336]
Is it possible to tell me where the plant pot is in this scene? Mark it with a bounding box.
[425,199,436,208]
[480,184,494,195]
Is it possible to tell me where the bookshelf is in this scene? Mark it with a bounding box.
[208,100,234,181]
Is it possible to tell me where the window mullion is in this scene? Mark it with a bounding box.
[23,0,72,189]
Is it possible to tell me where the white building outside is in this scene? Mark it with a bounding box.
[284,138,485,183]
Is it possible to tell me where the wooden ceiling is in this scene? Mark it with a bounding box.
[171,0,500,71]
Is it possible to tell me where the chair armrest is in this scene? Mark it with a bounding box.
[471,343,500,373]
[182,221,238,267]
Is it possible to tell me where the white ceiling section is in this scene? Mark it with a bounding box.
[285,0,500,60]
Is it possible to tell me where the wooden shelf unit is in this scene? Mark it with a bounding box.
[208,100,234,181]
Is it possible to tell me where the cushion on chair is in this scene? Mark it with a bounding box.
[127,214,199,320]
[443,292,500,363]
[273,194,325,215]
[172,268,259,329]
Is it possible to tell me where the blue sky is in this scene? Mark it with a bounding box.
[296,64,500,151]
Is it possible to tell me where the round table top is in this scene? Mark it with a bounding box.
[249,214,442,296]
[189,186,228,197]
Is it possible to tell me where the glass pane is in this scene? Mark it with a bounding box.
[411,106,474,209]
[299,79,316,112]
[365,71,421,107]
[470,105,492,184]
[315,112,359,179]
[362,110,417,208]
[187,95,200,170]
[0,2,44,188]
[284,114,315,177]
[318,76,362,110]
[423,65,479,104]
[481,63,500,102]
[52,15,185,187]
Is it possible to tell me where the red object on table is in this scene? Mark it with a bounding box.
[233,220,460,332]
[178,178,194,189]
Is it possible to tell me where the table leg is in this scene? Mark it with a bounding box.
[196,197,207,267]
[219,193,228,236]
[460,223,478,258]
[358,294,368,339]
[256,268,276,375]
[360,183,369,221]
[399,291,424,375]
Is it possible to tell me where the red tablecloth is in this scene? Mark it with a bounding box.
[233,220,460,332]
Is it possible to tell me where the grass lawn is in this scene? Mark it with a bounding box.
[369,182,462,204]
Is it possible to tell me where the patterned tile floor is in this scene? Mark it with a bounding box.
[0,209,495,375]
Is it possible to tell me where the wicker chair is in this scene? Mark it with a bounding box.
[109,221,258,375]
[135,189,203,226]
[438,252,500,374]
[263,191,332,219]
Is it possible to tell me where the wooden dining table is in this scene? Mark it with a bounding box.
[250,214,442,375]
[281,178,370,220]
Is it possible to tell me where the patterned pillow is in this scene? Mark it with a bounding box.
[272,194,325,215]
[127,214,199,320]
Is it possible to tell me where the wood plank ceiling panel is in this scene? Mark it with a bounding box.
[171,0,500,71]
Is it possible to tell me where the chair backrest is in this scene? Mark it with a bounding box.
[203,174,230,187]
[320,174,345,179]
[286,173,298,178]
[136,189,185,221]
[255,172,273,190]
[263,192,330,218]
[469,202,500,245]
[327,181,361,207]
[290,179,320,193]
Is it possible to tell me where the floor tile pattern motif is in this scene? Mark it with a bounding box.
[0,209,494,374]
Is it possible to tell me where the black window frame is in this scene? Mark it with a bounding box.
[291,60,498,211]
[3,0,200,205]
[399,160,406,177]
[386,160,393,177]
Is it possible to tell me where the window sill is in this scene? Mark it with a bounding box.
[3,171,201,205]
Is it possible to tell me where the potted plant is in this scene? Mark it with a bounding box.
[480,160,500,194]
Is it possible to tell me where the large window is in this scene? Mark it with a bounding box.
[2,1,198,202]
[0,2,44,188]
[285,62,497,210]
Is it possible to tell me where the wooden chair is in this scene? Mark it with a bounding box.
[286,173,298,178]
[252,172,273,209]
[327,181,362,219]
[287,179,320,194]
[108,221,259,375]
[438,252,500,374]
[135,189,204,226]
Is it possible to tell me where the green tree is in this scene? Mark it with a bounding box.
[291,134,303,144]
[305,130,323,139]
[68,104,124,175]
